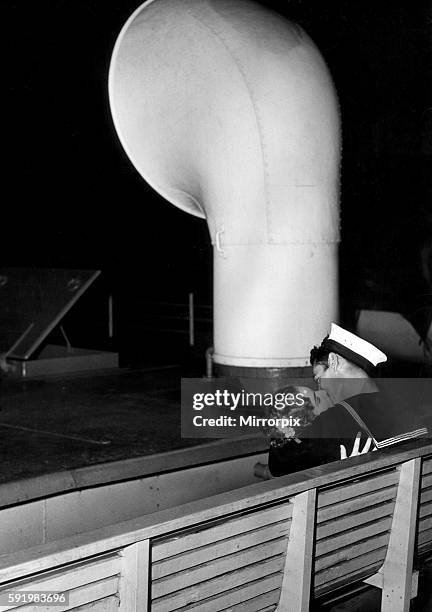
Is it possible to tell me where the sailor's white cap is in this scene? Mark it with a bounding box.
[326,323,387,369]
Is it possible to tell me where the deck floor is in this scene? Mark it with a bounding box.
[0,366,208,483]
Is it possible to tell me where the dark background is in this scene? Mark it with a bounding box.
[4,0,432,367]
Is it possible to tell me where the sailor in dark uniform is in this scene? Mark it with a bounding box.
[268,323,428,477]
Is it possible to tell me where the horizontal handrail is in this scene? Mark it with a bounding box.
[0,439,431,585]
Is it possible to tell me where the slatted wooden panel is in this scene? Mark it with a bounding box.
[417,455,432,554]
[314,467,400,595]
[218,592,278,612]
[151,502,292,612]
[0,553,120,612]
[66,596,119,611]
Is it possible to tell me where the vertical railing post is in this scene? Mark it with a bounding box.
[118,540,150,611]
[278,488,317,611]
[380,458,421,612]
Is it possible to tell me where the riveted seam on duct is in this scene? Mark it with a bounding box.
[186,8,274,243]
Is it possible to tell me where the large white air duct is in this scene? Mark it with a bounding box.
[109,0,340,370]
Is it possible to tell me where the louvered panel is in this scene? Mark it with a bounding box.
[0,554,120,612]
[421,473,432,489]
[318,469,399,509]
[314,561,384,597]
[7,577,119,612]
[419,515,432,533]
[218,589,279,612]
[153,519,289,580]
[150,501,291,611]
[152,538,286,599]
[418,528,432,550]
[68,596,119,611]
[316,517,392,557]
[174,580,281,612]
[315,532,389,572]
[315,548,387,588]
[417,458,432,556]
[153,503,291,561]
[419,501,432,519]
[420,486,432,505]
[152,556,285,612]
[421,457,432,476]
[316,501,395,541]
[317,485,396,523]
[314,466,397,594]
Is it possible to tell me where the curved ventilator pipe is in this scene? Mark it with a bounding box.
[109,0,340,368]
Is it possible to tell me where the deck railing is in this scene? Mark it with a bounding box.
[0,440,431,611]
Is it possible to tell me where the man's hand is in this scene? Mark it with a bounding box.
[340,432,376,459]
